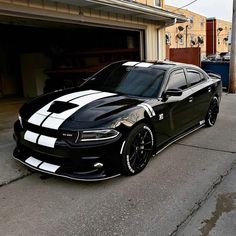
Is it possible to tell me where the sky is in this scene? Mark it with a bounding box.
[165,0,233,22]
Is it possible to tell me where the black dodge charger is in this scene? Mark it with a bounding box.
[13,61,222,181]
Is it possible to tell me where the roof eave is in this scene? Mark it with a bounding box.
[51,0,187,25]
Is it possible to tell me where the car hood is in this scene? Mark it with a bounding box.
[21,89,146,130]
[69,94,144,122]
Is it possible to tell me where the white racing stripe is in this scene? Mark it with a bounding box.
[41,117,65,130]
[122,61,139,66]
[28,113,47,126]
[25,90,116,148]
[39,162,60,173]
[143,103,156,117]
[38,135,57,148]
[42,91,116,130]
[138,104,152,118]
[138,103,156,118]
[25,157,42,167]
[28,90,99,126]
[24,130,57,148]
[135,62,153,68]
[24,131,40,144]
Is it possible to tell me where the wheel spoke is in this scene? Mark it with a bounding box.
[143,141,152,146]
[130,152,139,166]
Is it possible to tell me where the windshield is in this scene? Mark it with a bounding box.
[81,63,165,98]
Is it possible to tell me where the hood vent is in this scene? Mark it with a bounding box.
[48,101,78,114]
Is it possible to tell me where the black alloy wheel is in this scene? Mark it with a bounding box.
[121,123,154,175]
[205,96,219,127]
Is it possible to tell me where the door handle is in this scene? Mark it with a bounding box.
[189,97,193,103]
[208,87,212,93]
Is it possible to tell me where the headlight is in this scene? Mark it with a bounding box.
[81,129,120,141]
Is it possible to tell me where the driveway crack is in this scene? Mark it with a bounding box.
[176,143,236,154]
[169,160,236,236]
[0,172,33,188]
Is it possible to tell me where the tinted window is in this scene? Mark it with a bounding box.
[187,70,205,86]
[81,63,165,98]
[167,70,187,90]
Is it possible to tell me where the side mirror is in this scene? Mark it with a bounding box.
[165,88,183,97]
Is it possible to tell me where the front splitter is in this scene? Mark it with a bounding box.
[13,148,121,182]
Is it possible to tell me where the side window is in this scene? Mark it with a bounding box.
[187,70,205,87]
[167,70,187,90]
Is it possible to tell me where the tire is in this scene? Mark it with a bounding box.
[205,96,219,127]
[121,123,154,175]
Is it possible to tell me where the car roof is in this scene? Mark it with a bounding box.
[121,60,202,72]
[149,61,202,71]
[123,60,199,70]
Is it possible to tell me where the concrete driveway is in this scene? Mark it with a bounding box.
[0,94,236,236]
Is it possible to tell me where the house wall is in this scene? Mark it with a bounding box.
[0,0,165,61]
[136,0,164,7]
[164,5,232,58]
[216,19,232,53]
[164,5,207,58]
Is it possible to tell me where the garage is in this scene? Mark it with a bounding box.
[0,17,143,97]
[0,0,186,98]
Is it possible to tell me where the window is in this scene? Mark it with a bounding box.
[189,16,194,25]
[166,33,171,45]
[187,70,205,86]
[154,0,162,7]
[167,70,187,90]
[200,18,205,28]
[179,37,184,45]
[82,62,165,98]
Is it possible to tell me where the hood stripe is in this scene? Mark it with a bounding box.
[41,91,116,130]
[28,90,99,126]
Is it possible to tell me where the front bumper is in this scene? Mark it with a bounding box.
[13,121,124,181]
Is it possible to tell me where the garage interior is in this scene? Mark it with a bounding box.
[0,17,142,98]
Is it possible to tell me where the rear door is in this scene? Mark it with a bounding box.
[185,69,212,123]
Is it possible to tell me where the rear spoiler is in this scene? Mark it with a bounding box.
[204,70,221,79]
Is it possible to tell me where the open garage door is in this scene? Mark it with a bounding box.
[0,17,143,97]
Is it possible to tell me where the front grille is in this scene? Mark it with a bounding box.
[23,120,78,143]
[23,121,59,138]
